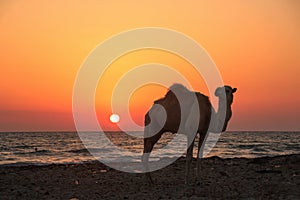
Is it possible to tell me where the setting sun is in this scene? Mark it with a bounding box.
[109,114,120,124]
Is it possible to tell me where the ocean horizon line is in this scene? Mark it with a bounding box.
[0,130,299,133]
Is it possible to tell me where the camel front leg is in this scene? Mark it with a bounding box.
[185,136,195,185]
[142,131,163,184]
[142,152,153,184]
[142,137,155,184]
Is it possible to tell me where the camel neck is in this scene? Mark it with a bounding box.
[209,98,232,133]
[217,98,229,113]
[217,98,232,125]
[221,99,233,120]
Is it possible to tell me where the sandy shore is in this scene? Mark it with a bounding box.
[0,154,299,200]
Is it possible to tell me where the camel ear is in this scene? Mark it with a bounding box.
[215,87,223,96]
[232,88,237,93]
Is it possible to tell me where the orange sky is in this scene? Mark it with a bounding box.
[1,1,300,131]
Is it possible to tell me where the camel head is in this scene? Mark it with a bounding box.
[214,86,237,132]
[215,85,237,105]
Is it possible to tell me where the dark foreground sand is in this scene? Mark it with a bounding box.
[1,154,299,200]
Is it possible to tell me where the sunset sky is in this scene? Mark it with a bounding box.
[1,1,300,132]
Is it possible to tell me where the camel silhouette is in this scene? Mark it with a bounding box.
[142,83,237,184]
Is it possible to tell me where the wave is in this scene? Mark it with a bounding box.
[65,148,106,154]
[0,160,99,167]
[13,145,36,149]
[13,149,52,155]
[66,149,90,153]
[252,147,269,152]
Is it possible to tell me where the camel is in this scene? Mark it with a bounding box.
[142,83,237,184]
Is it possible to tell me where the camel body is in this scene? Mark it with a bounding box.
[142,84,237,184]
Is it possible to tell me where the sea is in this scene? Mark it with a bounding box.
[0,131,299,166]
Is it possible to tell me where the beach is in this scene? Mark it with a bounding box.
[1,154,299,200]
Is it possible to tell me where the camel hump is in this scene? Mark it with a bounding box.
[166,83,190,97]
[169,83,190,93]
[154,83,191,104]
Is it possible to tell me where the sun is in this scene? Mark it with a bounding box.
[109,114,120,123]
